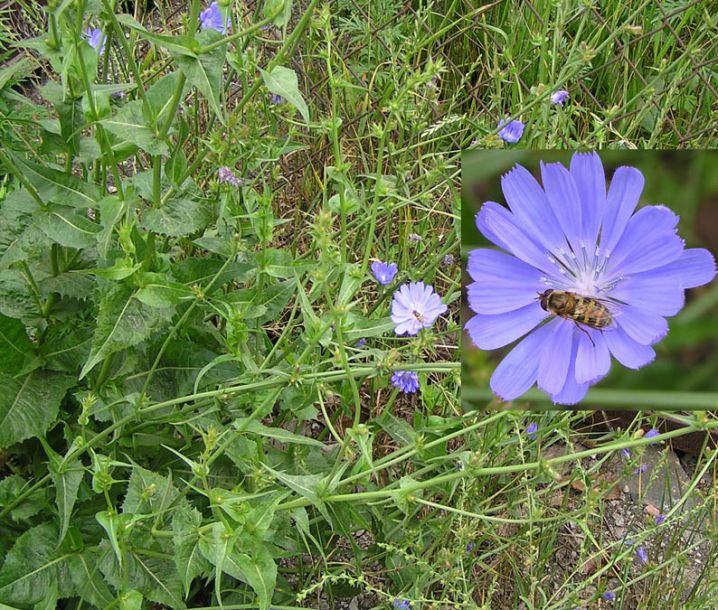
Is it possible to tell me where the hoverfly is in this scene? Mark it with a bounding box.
[412,310,426,323]
[538,289,617,344]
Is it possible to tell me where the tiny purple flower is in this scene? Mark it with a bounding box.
[391,281,447,335]
[602,591,615,602]
[655,514,666,525]
[200,2,230,34]
[526,422,538,437]
[634,463,648,475]
[393,600,410,610]
[621,448,631,459]
[497,118,524,144]
[391,371,419,394]
[408,233,422,243]
[466,152,716,405]
[550,90,569,105]
[466,542,474,552]
[217,166,244,187]
[636,546,648,564]
[644,428,660,440]
[371,260,398,285]
[355,338,367,348]
[443,253,455,266]
[83,28,106,55]
[269,93,284,104]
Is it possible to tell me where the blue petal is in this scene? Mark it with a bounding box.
[540,161,583,249]
[651,248,716,289]
[537,319,574,395]
[604,327,655,369]
[475,202,560,276]
[616,306,668,345]
[550,338,589,405]
[611,272,685,316]
[475,202,514,252]
[501,165,567,255]
[570,152,605,244]
[465,302,547,350]
[466,249,545,314]
[490,323,555,401]
[599,166,644,254]
[575,330,611,384]
[605,206,683,278]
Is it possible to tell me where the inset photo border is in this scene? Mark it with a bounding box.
[462,150,718,410]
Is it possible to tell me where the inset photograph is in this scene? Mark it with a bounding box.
[463,151,718,409]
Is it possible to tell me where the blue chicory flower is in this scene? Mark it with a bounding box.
[200,2,230,34]
[393,600,410,610]
[526,422,538,437]
[497,118,524,144]
[602,591,616,602]
[355,338,367,348]
[371,260,398,285]
[269,93,284,104]
[83,28,106,54]
[634,463,648,475]
[391,281,447,335]
[655,514,666,525]
[391,371,420,394]
[466,542,474,552]
[636,546,648,564]
[466,152,716,405]
[644,428,660,439]
[621,448,631,459]
[217,166,244,187]
[443,253,455,266]
[550,90,569,105]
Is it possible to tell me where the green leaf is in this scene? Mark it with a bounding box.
[34,205,101,248]
[41,271,96,301]
[116,14,200,57]
[0,370,74,449]
[67,548,115,608]
[0,523,66,605]
[136,272,192,308]
[56,97,84,157]
[5,150,100,208]
[234,418,325,447]
[175,30,226,125]
[102,99,169,155]
[146,71,191,132]
[0,57,35,91]
[80,284,175,379]
[142,196,213,237]
[96,510,124,566]
[343,316,395,341]
[234,546,277,610]
[120,590,144,610]
[96,195,126,257]
[261,464,333,523]
[264,0,293,27]
[0,269,39,324]
[0,313,35,375]
[172,505,211,595]
[123,466,180,515]
[0,475,46,521]
[48,457,84,544]
[0,189,36,268]
[260,66,310,123]
[98,539,186,609]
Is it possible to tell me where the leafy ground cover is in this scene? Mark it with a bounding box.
[0,0,717,609]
